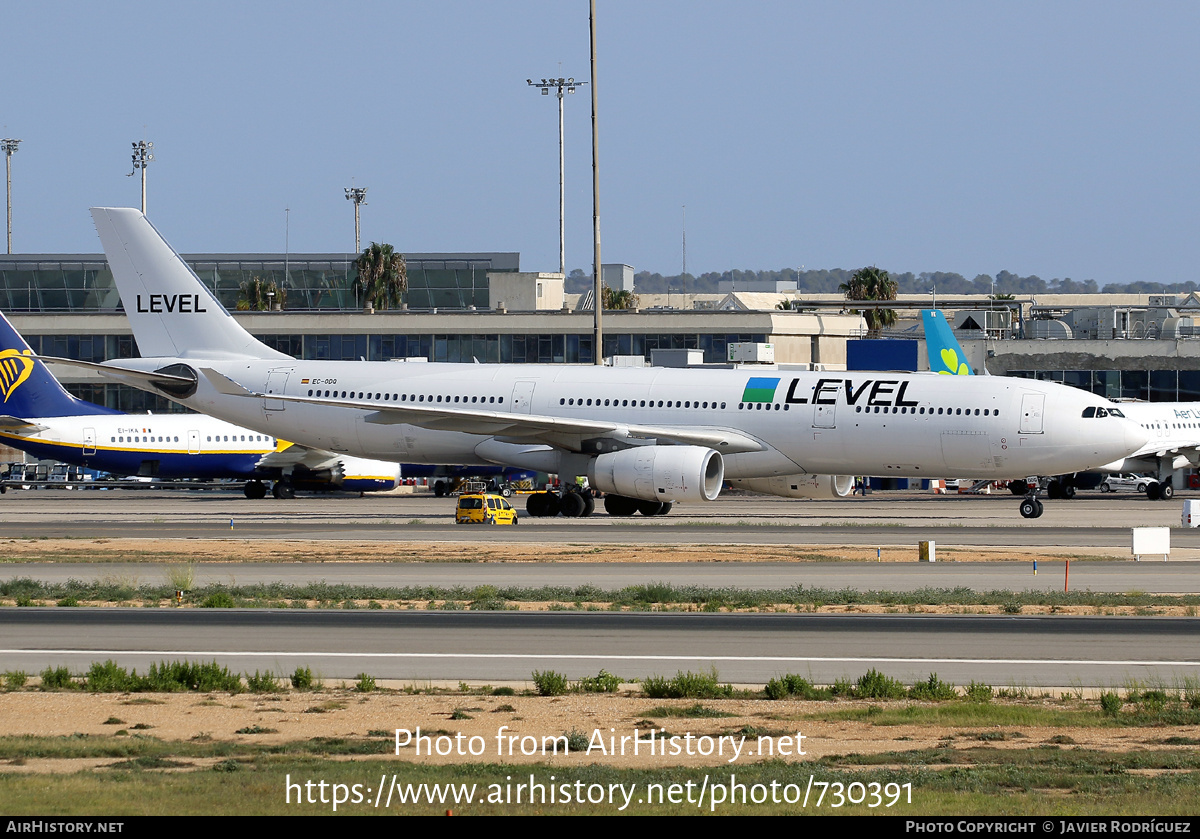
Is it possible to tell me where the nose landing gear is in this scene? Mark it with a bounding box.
[1019,476,1046,518]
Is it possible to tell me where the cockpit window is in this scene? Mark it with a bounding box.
[1096,407,1108,418]
[1082,407,1096,418]
[1108,407,1124,417]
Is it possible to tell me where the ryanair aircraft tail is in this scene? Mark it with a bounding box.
[922,309,974,375]
[0,310,119,419]
[90,208,291,362]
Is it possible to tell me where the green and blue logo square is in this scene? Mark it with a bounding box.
[741,377,780,403]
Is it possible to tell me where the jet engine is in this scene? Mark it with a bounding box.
[290,455,400,493]
[729,474,855,499]
[588,445,723,503]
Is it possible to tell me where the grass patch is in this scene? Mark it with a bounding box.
[4,751,1200,814]
[531,670,570,697]
[765,674,831,701]
[643,703,736,718]
[7,577,1200,611]
[792,702,1112,728]
[642,668,734,700]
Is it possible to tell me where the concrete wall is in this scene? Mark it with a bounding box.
[487,272,564,311]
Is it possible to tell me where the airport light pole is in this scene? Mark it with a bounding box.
[527,75,585,279]
[589,0,602,364]
[2,138,19,254]
[345,187,368,254]
[128,140,153,214]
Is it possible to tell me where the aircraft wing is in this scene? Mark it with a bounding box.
[254,443,345,472]
[200,368,766,454]
[37,356,196,389]
[0,415,47,432]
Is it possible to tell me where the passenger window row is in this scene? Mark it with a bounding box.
[853,406,999,417]
[558,398,728,410]
[306,389,503,405]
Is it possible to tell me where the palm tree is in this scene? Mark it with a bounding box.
[236,275,286,311]
[601,287,639,310]
[353,243,408,312]
[840,266,897,335]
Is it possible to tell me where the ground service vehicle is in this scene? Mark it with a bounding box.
[455,493,518,525]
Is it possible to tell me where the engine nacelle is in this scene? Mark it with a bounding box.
[729,474,855,499]
[588,445,723,503]
[331,455,401,492]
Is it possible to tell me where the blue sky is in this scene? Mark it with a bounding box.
[3,1,1198,286]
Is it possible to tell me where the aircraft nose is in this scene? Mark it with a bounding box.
[1121,418,1150,456]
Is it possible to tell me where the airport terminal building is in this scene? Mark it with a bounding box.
[3,252,1199,412]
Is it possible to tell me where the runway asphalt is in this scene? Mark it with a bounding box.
[3,608,1196,686]
[3,488,1200,550]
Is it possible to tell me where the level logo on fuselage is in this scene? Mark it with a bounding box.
[741,375,922,408]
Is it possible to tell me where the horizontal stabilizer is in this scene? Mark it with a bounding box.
[0,415,46,432]
[40,356,196,389]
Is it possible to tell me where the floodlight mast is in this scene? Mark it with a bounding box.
[128,141,153,214]
[345,187,368,254]
[526,75,585,280]
[2,139,19,254]
[590,0,602,365]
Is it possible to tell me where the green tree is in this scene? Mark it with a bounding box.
[601,286,639,310]
[236,275,286,311]
[840,266,897,335]
[353,242,408,311]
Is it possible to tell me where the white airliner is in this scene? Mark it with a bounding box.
[64,207,1147,519]
[0,311,401,498]
[1093,402,1200,500]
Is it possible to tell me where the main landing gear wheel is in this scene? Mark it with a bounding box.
[559,491,587,518]
[1019,498,1044,519]
[558,491,597,518]
[526,491,561,518]
[1147,481,1174,501]
[433,480,448,498]
[603,495,639,517]
[272,481,296,499]
[243,480,267,499]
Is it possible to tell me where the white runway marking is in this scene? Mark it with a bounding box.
[5,649,1199,667]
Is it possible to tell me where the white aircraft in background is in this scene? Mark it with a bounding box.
[1090,402,1200,500]
[922,308,1200,502]
[62,207,1147,520]
[0,310,400,498]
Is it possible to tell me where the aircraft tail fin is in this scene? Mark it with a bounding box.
[0,310,119,418]
[922,310,974,375]
[90,208,291,361]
